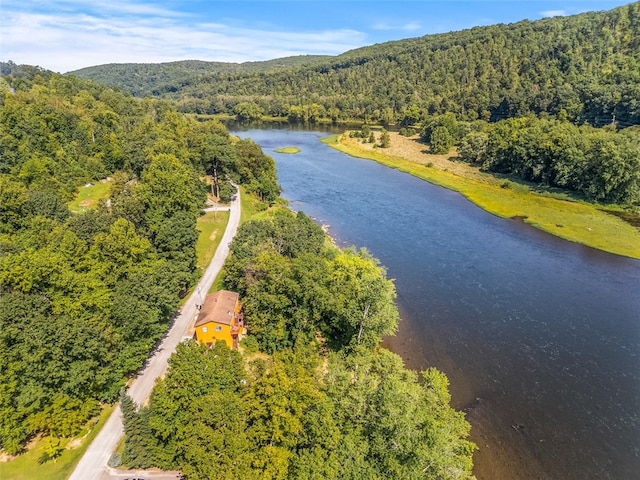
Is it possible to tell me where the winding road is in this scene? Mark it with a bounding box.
[68,189,242,480]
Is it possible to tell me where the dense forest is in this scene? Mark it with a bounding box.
[419,113,640,204]
[0,65,279,454]
[121,211,476,479]
[67,56,332,98]
[70,3,640,127]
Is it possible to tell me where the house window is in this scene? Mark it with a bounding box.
[202,326,208,333]
[215,326,223,332]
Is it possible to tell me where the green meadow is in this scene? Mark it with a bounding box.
[67,180,112,213]
[196,210,230,270]
[0,406,114,480]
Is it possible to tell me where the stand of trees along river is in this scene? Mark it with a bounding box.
[120,211,475,479]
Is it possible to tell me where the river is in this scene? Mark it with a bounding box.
[233,127,640,480]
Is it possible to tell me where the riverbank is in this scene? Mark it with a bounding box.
[324,132,640,259]
[249,128,640,479]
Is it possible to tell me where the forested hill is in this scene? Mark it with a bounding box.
[67,55,332,97]
[68,2,640,127]
[0,64,280,454]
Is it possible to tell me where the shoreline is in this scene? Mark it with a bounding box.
[323,132,640,260]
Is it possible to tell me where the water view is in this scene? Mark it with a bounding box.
[235,128,640,480]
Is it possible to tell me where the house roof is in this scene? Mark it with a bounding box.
[195,290,239,327]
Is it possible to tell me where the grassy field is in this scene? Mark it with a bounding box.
[0,406,114,480]
[195,209,230,294]
[196,210,230,270]
[324,133,640,259]
[67,180,112,213]
[238,185,284,224]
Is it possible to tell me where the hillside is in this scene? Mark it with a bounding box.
[68,55,332,97]
[68,3,640,127]
[0,64,280,455]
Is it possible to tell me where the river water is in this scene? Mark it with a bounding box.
[233,128,640,480]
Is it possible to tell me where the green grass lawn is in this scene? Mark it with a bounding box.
[0,406,114,480]
[324,135,640,259]
[67,180,112,213]
[194,210,229,294]
[196,210,230,270]
[239,185,282,224]
[274,146,301,154]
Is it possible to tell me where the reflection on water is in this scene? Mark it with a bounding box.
[235,128,640,480]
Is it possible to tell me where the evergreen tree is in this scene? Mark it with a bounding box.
[120,392,155,468]
[379,129,390,148]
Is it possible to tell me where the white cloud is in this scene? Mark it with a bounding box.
[0,2,367,72]
[541,10,567,18]
[81,0,183,17]
[4,0,181,18]
[373,21,422,32]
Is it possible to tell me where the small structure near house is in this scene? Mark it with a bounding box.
[194,290,245,349]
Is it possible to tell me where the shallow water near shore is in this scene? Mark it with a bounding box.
[234,128,640,480]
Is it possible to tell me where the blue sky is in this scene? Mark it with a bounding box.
[1,0,633,73]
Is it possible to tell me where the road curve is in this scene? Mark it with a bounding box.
[69,189,242,480]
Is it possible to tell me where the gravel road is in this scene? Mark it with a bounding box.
[68,189,241,480]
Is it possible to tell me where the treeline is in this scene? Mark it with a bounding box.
[70,3,640,128]
[0,66,279,454]
[417,113,640,204]
[468,117,640,204]
[121,210,476,479]
[66,56,332,98]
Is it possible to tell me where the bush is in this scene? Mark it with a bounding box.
[108,453,123,468]
[430,126,454,154]
[240,335,259,353]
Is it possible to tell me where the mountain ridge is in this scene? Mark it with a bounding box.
[68,2,640,126]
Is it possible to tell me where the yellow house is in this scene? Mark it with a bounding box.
[194,290,244,348]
